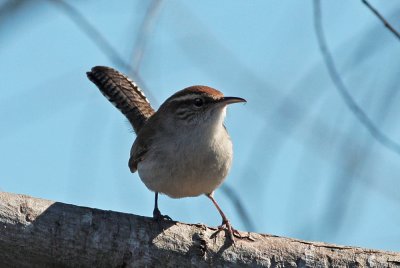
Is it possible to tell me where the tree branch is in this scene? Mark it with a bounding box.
[0,192,399,267]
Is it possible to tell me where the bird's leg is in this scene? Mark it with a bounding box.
[153,192,172,221]
[206,193,244,242]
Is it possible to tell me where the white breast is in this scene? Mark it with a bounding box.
[137,107,233,198]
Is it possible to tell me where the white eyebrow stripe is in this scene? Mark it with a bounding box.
[169,94,201,103]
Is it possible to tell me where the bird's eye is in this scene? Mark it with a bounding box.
[193,98,203,107]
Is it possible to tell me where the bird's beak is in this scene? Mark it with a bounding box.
[219,96,247,105]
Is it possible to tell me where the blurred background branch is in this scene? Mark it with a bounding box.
[313,0,400,156]
[362,0,400,40]
[50,0,130,70]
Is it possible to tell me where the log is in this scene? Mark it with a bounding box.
[0,191,399,267]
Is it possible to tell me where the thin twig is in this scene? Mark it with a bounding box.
[128,0,163,106]
[0,0,23,18]
[313,0,400,156]
[49,0,130,70]
[0,0,30,27]
[49,0,156,105]
[361,0,400,40]
[129,0,163,75]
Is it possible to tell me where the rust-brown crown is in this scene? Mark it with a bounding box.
[171,85,224,100]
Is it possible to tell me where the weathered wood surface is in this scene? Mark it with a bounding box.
[0,191,399,267]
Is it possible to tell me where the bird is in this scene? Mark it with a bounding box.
[87,66,247,241]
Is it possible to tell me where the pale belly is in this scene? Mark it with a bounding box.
[137,131,233,198]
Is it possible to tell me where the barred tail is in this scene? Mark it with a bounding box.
[87,66,155,133]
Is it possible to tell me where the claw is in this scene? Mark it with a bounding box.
[212,220,255,242]
[153,208,172,221]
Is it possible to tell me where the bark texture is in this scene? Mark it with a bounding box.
[0,191,399,267]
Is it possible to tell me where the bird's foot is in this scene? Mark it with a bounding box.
[212,220,255,242]
[153,208,172,221]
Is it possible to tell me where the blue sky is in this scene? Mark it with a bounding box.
[1,0,400,251]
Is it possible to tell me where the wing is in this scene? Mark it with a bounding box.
[128,143,147,173]
[128,111,162,173]
[87,66,155,133]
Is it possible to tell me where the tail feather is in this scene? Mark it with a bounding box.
[87,66,155,133]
